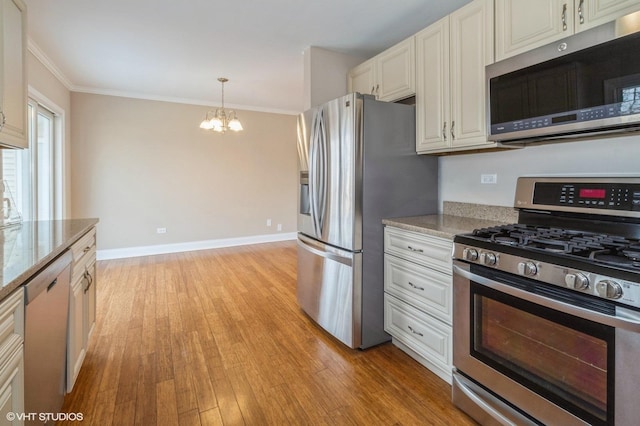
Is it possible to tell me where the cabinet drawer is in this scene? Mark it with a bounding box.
[384,294,451,369]
[71,228,96,276]
[0,288,24,368]
[384,254,452,325]
[0,289,24,344]
[384,227,453,273]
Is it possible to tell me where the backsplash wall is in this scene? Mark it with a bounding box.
[439,133,640,208]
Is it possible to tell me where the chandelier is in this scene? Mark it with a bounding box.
[199,77,243,133]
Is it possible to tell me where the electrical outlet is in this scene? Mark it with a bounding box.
[267,219,272,227]
[277,224,282,231]
[157,227,167,234]
[481,174,498,184]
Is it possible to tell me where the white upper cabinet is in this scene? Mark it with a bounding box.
[375,37,415,101]
[348,36,415,102]
[579,0,640,31]
[416,0,495,154]
[0,0,27,149]
[348,58,376,97]
[496,0,640,61]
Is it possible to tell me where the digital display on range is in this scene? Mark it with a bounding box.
[579,188,606,199]
[533,182,640,212]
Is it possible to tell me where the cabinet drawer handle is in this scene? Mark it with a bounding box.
[83,271,93,293]
[442,121,447,141]
[562,3,568,31]
[450,120,455,140]
[578,0,584,24]
[407,246,424,253]
[83,246,91,253]
[408,282,425,291]
[408,325,424,337]
[0,110,5,131]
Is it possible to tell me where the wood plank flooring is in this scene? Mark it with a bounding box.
[59,241,477,425]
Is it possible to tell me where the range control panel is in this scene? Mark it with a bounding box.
[532,182,640,212]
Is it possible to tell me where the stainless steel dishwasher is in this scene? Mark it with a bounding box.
[24,250,72,424]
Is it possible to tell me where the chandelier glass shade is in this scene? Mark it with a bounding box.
[199,77,243,133]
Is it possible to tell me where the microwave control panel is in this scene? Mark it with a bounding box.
[490,103,632,135]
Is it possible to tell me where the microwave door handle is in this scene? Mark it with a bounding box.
[453,263,640,332]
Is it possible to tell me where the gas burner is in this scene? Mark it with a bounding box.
[622,245,640,262]
[591,251,640,269]
[494,236,519,245]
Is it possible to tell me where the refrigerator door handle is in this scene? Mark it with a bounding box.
[297,235,353,266]
[309,109,322,237]
[316,110,327,235]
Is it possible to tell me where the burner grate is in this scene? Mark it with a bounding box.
[468,223,640,271]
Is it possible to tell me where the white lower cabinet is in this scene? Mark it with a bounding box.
[0,345,24,425]
[0,288,24,425]
[384,226,453,384]
[67,227,97,392]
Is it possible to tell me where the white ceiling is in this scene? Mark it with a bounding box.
[25,0,471,114]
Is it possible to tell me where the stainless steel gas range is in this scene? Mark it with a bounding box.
[452,177,640,426]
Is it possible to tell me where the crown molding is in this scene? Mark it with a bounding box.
[71,86,301,115]
[27,38,300,116]
[27,38,75,90]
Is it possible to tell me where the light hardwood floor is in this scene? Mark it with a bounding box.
[59,241,477,425]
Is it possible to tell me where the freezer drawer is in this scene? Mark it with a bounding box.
[297,234,362,348]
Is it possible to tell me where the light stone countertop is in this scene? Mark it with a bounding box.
[382,202,518,240]
[0,218,99,301]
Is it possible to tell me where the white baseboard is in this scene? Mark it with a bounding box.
[97,232,297,260]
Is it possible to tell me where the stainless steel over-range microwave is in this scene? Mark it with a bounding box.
[487,10,640,143]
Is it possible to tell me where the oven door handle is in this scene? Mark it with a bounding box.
[453,263,640,332]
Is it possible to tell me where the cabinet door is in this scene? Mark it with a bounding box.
[450,0,493,148]
[376,37,415,102]
[415,16,450,152]
[578,0,640,31]
[0,0,27,149]
[67,275,86,392]
[495,0,574,61]
[347,59,376,96]
[0,346,24,424]
[83,260,97,345]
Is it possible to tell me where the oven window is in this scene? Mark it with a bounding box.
[471,283,614,425]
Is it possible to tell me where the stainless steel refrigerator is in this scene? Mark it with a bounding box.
[296,93,438,349]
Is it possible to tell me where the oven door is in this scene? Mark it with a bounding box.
[452,260,640,426]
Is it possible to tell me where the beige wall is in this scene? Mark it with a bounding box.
[70,93,298,251]
[27,51,72,216]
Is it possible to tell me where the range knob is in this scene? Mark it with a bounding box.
[463,248,479,261]
[596,280,623,299]
[565,273,589,290]
[517,261,538,277]
[480,252,497,266]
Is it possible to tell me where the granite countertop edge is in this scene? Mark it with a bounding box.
[0,218,99,301]
[382,213,514,240]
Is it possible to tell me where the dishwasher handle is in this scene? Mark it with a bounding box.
[24,250,73,304]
